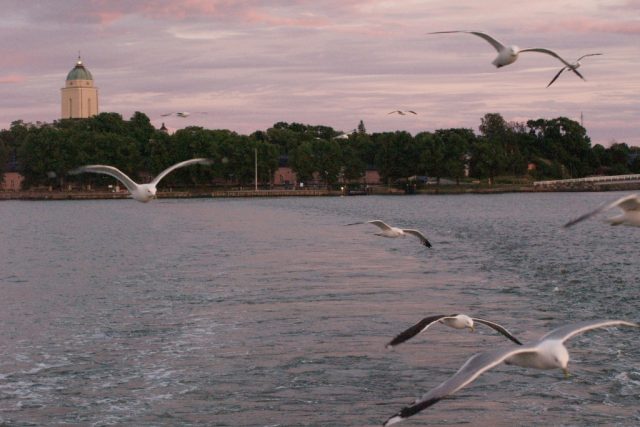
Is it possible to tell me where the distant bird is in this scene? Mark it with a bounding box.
[564,194,640,228]
[161,112,207,118]
[332,133,350,140]
[546,53,603,87]
[388,110,417,115]
[429,31,574,69]
[386,314,522,349]
[383,319,640,426]
[346,220,432,247]
[70,158,213,203]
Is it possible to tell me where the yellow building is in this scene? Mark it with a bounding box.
[60,56,99,119]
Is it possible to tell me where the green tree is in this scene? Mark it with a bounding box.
[470,138,507,184]
[373,131,415,184]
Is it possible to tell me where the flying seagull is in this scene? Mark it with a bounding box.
[346,220,432,247]
[161,112,207,118]
[429,31,574,69]
[70,158,213,203]
[383,319,639,426]
[564,194,640,228]
[388,110,418,115]
[547,53,603,87]
[386,314,522,349]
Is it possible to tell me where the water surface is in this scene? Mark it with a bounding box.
[0,193,638,426]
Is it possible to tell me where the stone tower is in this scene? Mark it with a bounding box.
[61,56,99,119]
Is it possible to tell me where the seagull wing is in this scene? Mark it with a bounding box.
[546,67,567,88]
[576,53,603,61]
[569,67,585,80]
[612,194,640,212]
[564,194,640,227]
[69,165,138,193]
[519,48,573,68]
[386,315,454,349]
[402,229,432,248]
[151,158,213,186]
[344,221,366,226]
[407,110,418,115]
[472,318,523,345]
[429,31,505,52]
[383,345,539,426]
[539,319,640,344]
[367,220,393,231]
[563,201,610,228]
[388,111,401,115]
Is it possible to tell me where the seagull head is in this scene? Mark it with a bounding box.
[135,184,157,202]
[545,341,570,373]
[455,314,475,332]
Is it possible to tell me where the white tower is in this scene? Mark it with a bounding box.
[61,56,99,119]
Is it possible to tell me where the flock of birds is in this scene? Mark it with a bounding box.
[67,157,639,424]
[387,30,602,117]
[339,202,640,424]
[64,30,638,427]
[346,215,639,425]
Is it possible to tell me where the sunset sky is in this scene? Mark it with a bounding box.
[1,0,638,145]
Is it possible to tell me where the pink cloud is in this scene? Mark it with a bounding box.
[82,0,359,28]
[556,17,640,35]
[243,9,329,28]
[0,74,26,84]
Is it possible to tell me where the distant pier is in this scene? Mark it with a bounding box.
[534,174,640,191]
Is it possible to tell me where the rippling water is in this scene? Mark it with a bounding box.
[0,193,639,426]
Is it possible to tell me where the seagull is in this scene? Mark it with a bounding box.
[388,110,418,115]
[383,319,639,426]
[546,53,603,87]
[70,158,213,203]
[161,112,207,118]
[564,194,640,228]
[346,220,432,247]
[429,31,574,69]
[386,314,522,349]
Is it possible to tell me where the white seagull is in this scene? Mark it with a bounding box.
[429,31,574,69]
[386,314,522,349]
[547,53,603,87]
[346,220,432,247]
[564,194,640,228]
[70,158,213,203]
[383,319,639,426]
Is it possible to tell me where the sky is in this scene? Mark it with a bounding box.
[0,0,638,146]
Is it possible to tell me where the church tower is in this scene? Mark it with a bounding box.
[61,56,99,119]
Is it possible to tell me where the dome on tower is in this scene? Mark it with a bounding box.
[66,57,93,81]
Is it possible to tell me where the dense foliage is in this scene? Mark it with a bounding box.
[1,111,639,190]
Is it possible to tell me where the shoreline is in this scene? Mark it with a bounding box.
[2,182,639,201]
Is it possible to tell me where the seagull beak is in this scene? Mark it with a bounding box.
[563,368,570,379]
[468,326,475,333]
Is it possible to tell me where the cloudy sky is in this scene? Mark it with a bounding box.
[1,0,638,145]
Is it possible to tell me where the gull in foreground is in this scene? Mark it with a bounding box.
[383,319,639,426]
[564,194,640,228]
[388,110,417,115]
[547,53,603,87]
[386,314,522,349]
[346,220,432,247]
[70,158,213,203]
[429,31,574,69]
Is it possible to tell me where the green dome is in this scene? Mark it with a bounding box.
[66,59,93,81]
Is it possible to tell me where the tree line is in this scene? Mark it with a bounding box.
[1,111,639,190]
